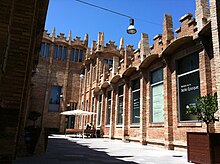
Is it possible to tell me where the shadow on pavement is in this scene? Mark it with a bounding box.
[14,137,137,164]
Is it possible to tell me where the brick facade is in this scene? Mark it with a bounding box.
[31,29,88,134]
[2,1,219,162]
[75,0,220,150]
[0,0,49,163]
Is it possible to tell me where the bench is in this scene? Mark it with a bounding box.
[65,128,83,136]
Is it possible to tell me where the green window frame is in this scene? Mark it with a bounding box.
[150,68,164,123]
[131,78,140,124]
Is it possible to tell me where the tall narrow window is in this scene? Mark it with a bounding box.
[131,78,140,124]
[85,100,89,125]
[79,50,83,62]
[177,53,200,121]
[117,85,123,125]
[54,45,58,59]
[75,49,79,62]
[62,46,67,61]
[151,68,164,123]
[40,42,45,57]
[93,66,96,82]
[87,72,90,86]
[58,45,62,60]
[104,59,113,68]
[91,97,94,123]
[45,43,50,57]
[106,91,111,125]
[70,48,75,61]
[48,86,62,112]
[97,95,102,126]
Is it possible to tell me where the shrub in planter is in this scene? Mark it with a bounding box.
[186,93,220,164]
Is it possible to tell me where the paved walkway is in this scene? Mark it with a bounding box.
[13,135,191,164]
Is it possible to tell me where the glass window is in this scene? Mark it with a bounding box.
[54,45,58,59]
[177,53,199,75]
[86,100,88,111]
[104,59,113,68]
[45,43,50,57]
[117,85,123,125]
[75,49,79,62]
[79,50,83,62]
[58,45,62,60]
[151,68,164,123]
[70,48,75,61]
[131,79,140,124]
[93,66,96,82]
[97,95,102,126]
[48,86,62,112]
[177,53,200,121]
[108,59,113,68]
[40,42,45,57]
[62,46,67,61]
[87,72,90,86]
[106,91,111,125]
[91,97,94,123]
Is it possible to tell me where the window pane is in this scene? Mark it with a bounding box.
[75,49,79,62]
[151,84,164,123]
[93,66,96,82]
[62,47,67,61]
[45,43,50,57]
[70,48,75,61]
[118,85,123,96]
[117,96,123,124]
[109,59,113,68]
[86,100,88,111]
[151,68,163,84]
[178,71,200,121]
[98,95,102,126]
[132,90,140,124]
[54,45,58,59]
[106,91,111,125]
[132,78,140,91]
[104,59,108,64]
[48,86,61,112]
[177,53,199,75]
[58,46,62,60]
[91,97,94,123]
[79,50,83,62]
[40,43,45,57]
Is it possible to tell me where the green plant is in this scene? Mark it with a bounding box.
[28,111,42,127]
[186,93,219,134]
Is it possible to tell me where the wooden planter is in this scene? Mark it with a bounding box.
[187,132,220,164]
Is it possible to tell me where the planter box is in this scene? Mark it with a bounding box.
[187,132,220,164]
[25,127,42,155]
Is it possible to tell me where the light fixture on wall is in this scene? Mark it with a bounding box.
[80,74,84,80]
[60,93,63,99]
[127,18,137,34]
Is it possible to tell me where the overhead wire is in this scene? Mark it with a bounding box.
[75,0,161,26]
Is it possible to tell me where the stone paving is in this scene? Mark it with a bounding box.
[13,135,191,164]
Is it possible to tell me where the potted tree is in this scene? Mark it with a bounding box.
[186,93,220,164]
[25,111,42,155]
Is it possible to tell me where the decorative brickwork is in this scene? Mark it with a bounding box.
[76,1,220,150]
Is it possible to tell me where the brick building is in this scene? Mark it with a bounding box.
[0,0,49,163]
[31,29,88,133]
[76,0,220,150]
[1,0,220,163]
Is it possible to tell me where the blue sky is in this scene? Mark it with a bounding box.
[45,0,196,49]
